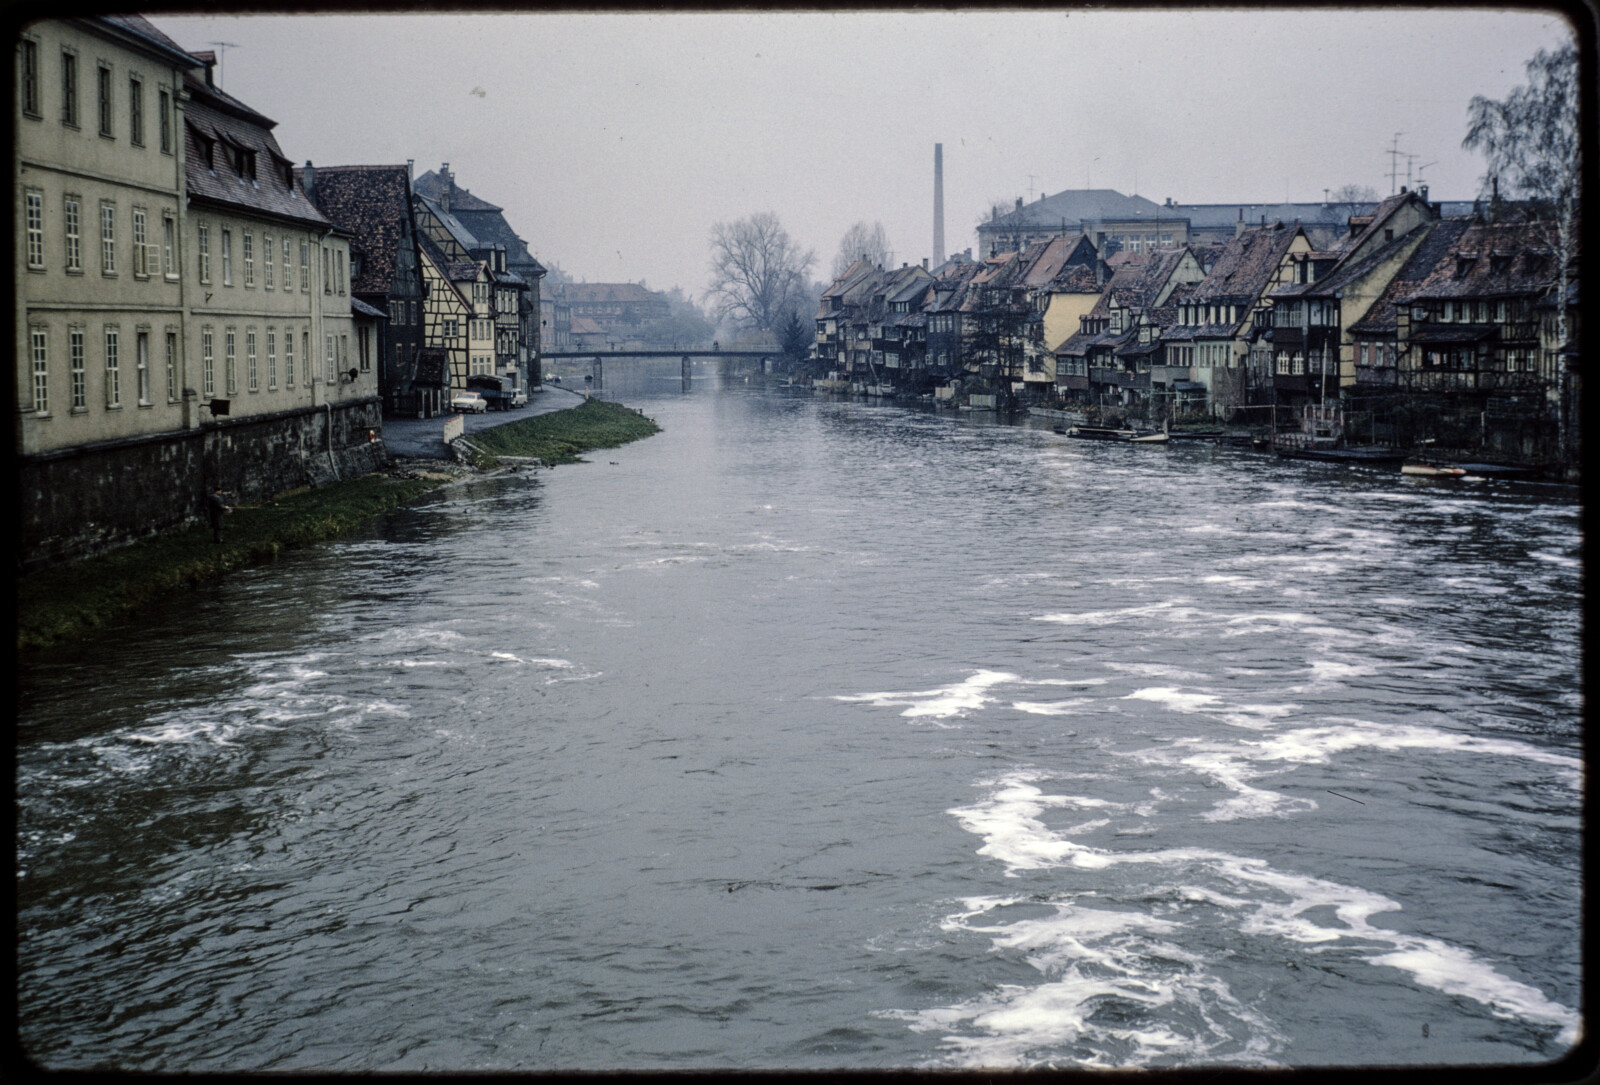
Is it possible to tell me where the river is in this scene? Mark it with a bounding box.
[15,378,1584,1072]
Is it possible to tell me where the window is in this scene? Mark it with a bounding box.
[283,237,293,291]
[136,331,151,404]
[132,207,148,277]
[323,248,331,293]
[22,38,41,117]
[104,326,121,407]
[359,327,370,372]
[225,328,237,393]
[30,328,49,414]
[300,240,309,291]
[100,202,116,274]
[61,50,78,127]
[221,229,232,284]
[243,232,253,286]
[247,329,258,391]
[71,328,87,409]
[97,63,114,137]
[162,213,176,278]
[335,250,345,294]
[302,331,310,385]
[267,329,277,389]
[64,197,82,271]
[340,334,349,380]
[284,328,295,388]
[128,75,143,145]
[202,327,214,396]
[444,319,458,339]
[158,87,172,153]
[325,334,335,384]
[197,222,210,282]
[165,330,177,401]
[263,233,273,289]
[26,191,44,269]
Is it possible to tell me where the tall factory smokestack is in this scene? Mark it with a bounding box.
[933,143,945,269]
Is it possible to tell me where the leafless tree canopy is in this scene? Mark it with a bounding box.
[1463,44,1578,209]
[831,221,892,279]
[705,212,817,337]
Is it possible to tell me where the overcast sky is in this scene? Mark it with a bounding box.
[156,7,1574,301]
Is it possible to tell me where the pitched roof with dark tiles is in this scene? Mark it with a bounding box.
[1345,220,1473,335]
[1191,224,1300,305]
[1407,219,1564,300]
[412,170,503,213]
[185,77,328,228]
[98,14,203,67]
[298,165,413,296]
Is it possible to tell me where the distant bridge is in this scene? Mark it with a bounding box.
[542,349,784,390]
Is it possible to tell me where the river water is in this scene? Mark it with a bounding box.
[15,378,1585,1072]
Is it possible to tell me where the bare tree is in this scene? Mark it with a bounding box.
[705,212,817,338]
[1325,183,1381,231]
[976,197,1013,226]
[831,221,891,279]
[1463,43,1578,341]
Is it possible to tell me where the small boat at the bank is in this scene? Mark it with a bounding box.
[1274,441,1406,464]
[1063,425,1168,444]
[1401,461,1469,477]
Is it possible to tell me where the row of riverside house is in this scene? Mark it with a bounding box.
[812,187,1579,473]
[15,15,549,569]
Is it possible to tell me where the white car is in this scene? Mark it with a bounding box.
[451,391,488,414]
[510,390,529,408]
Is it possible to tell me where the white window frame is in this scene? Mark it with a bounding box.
[26,191,45,269]
[197,221,210,283]
[162,213,176,278]
[221,228,232,285]
[202,326,215,397]
[30,327,49,414]
[104,325,121,407]
[225,327,237,393]
[285,328,295,388]
[71,327,87,409]
[165,329,178,401]
[243,232,254,287]
[136,330,151,404]
[267,328,277,389]
[263,232,273,289]
[132,206,148,277]
[247,328,258,391]
[64,196,81,272]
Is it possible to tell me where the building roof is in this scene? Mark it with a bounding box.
[1346,219,1473,335]
[184,72,328,229]
[561,282,668,305]
[1191,223,1301,306]
[296,164,414,296]
[413,167,502,213]
[97,14,205,68]
[350,296,388,319]
[1406,219,1563,300]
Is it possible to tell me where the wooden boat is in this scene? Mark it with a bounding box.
[1275,442,1406,464]
[1063,425,1168,444]
[1401,462,1469,477]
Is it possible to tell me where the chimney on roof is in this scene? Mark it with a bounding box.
[1418,183,1429,204]
[406,159,414,186]
[193,50,216,86]
[302,160,315,201]
[1016,197,1024,212]
[441,163,452,214]
[922,257,928,270]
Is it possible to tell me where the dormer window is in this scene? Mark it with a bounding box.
[1455,256,1476,279]
[1490,254,1512,275]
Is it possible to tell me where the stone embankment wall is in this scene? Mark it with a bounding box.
[18,398,385,570]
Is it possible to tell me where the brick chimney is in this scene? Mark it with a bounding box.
[302,160,315,201]
[441,162,452,214]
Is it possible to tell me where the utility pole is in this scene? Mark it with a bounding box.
[1387,133,1405,195]
[208,41,240,89]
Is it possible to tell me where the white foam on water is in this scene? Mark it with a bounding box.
[1242,719,1582,784]
[1105,662,1212,681]
[919,771,1579,1064]
[1034,601,1191,627]
[1528,549,1581,569]
[834,669,1019,721]
[1124,687,1222,713]
[897,893,1285,1067]
[1012,699,1093,716]
[488,652,574,668]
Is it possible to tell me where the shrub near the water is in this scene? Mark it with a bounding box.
[468,397,660,466]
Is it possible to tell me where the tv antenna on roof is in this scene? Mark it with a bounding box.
[208,42,240,89]
[1387,132,1405,194]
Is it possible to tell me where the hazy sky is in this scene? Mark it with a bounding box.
[156,7,1574,301]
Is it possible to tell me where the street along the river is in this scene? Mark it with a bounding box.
[16,380,1582,1072]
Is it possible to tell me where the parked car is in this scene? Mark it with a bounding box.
[510,390,529,408]
[451,391,488,414]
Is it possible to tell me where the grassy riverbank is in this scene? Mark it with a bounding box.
[462,396,660,467]
[16,396,662,652]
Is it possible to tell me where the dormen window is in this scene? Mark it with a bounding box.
[97,63,113,137]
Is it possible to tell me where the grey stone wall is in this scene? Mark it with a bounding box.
[17,398,385,570]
